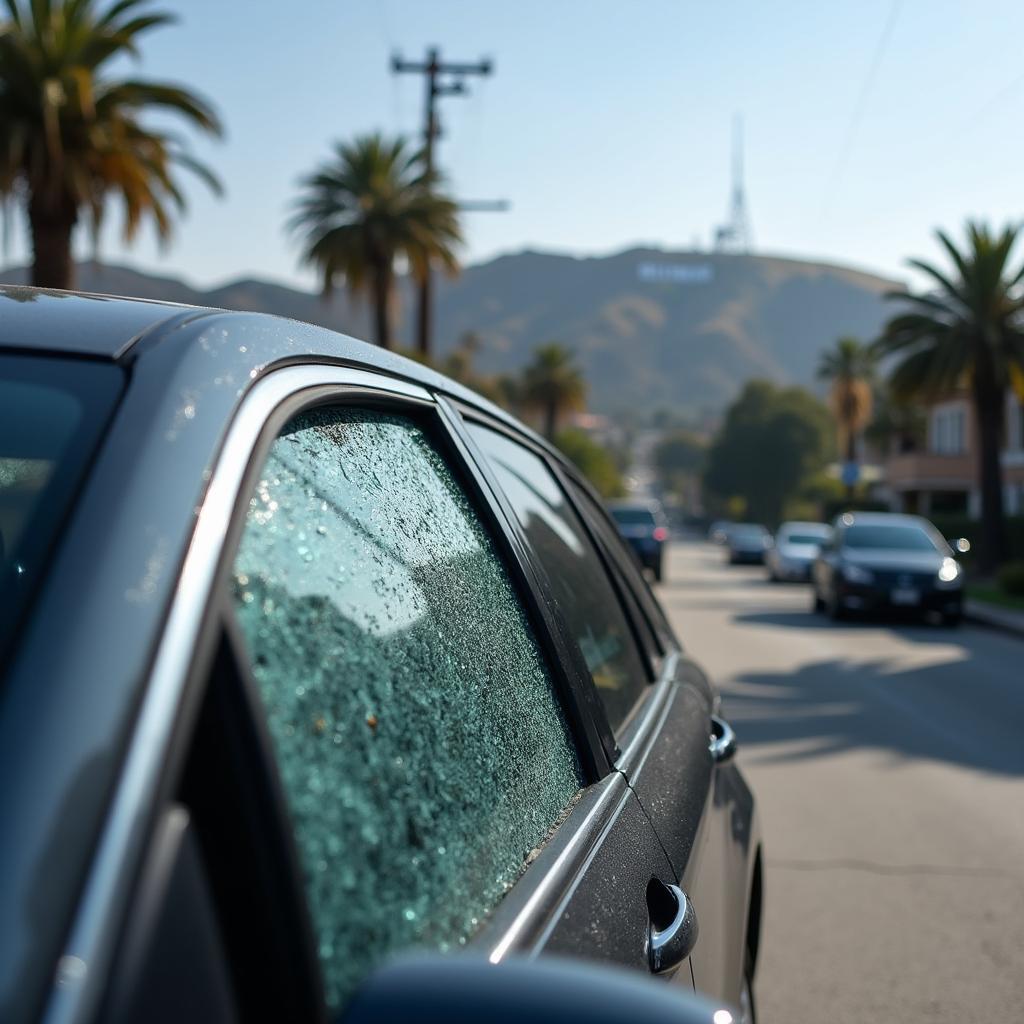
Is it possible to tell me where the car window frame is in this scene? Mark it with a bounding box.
[48,364,617,1024]
[445,400,678,741]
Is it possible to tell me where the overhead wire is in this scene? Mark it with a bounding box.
[821,0,903,218]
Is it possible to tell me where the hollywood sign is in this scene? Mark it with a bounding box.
[637,262,715,284]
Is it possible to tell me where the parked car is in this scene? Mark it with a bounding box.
[724,523,772,565]
[811,511,964,625]
[765,521,832,582]
[0,289,761,1024]
[708,519,732,544]
[608,499,669,581]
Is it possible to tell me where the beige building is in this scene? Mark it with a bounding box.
[882,392,1024,517]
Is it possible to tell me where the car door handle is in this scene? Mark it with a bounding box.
[646,879,699,974]
[709,714,737,763]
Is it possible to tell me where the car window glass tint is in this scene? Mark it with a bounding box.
[468,424,649,733]
[232,407,581,1011]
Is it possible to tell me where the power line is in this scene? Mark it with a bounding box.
[823,0,902,216]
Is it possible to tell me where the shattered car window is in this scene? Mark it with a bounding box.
[232,406,581,1009]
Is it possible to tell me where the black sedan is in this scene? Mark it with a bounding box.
[0,289,761,1024]
[811,512,964,625]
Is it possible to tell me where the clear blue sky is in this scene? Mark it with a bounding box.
[7,0,1024,290]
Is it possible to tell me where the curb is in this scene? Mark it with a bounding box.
[964,599,1024,639]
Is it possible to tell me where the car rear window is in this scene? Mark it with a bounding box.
[785,533,828,546]
[842,524,940,551]
[610,507,657,526]
[0,355,121,665]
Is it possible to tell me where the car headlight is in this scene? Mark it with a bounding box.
[937,557,961,585]
[842,563,874,585]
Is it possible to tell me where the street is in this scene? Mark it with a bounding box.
[658,540,1024,1023]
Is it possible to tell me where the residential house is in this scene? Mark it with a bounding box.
[882,392,1024,516]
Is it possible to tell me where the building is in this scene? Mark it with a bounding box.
[882,392,1024,516]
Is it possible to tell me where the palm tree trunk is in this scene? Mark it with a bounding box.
[372,262,393,350]
[972,365,1006,574]
[28,191,77,290]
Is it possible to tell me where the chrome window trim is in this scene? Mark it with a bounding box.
[44,364,433,1024]
[486,771,631,963]
[613,650,680,780]
[484,650,681,964]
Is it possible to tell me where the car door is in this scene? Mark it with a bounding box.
[559,476,752,1007]
[457,414,698,986]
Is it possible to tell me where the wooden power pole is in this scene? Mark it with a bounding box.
[391,47,493,357]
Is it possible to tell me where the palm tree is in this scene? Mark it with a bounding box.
[874,221,1024,572]
[289,134,461,351]
[817,336,875,496]
[0,0,223,290]
[520,343,586,440]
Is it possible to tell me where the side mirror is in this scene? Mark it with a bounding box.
[951,537,971,554]
[340,955,738,1024]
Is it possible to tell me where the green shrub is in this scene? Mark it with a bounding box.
[997,561,1024,596]
[928,515,1024,564]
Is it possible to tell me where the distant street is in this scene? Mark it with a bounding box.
[658,540,1024,1024]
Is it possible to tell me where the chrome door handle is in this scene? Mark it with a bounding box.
[646,879,699,974]
[709,714,737,763]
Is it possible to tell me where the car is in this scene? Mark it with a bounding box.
[724,523,772,565]
[608,499,670,581]
[811,511,965,625]
[708,519,732,544]
[0,288,762,1024]
[765,521,832,582]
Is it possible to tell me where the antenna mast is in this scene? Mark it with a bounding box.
[714,116,753,252]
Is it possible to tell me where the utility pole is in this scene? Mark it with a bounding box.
[392,47,493,357]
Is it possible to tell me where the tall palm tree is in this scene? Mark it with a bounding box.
[0,0,223,290]
[874,221,1024,572]
[520,343,586,440]
[817,336,875,495]
[289,134,461,351]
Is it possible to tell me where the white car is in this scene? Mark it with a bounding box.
[766,521,832,582]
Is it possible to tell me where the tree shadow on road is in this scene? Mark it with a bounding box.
[734,608,964,641]
[718,653,1024,777]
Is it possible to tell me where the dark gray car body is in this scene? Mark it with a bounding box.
[0,288,761,1024]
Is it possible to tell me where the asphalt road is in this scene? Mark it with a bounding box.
[656,539,1024,1023]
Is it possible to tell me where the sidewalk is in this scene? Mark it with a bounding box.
[965,598,1024,638]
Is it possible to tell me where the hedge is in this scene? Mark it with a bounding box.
[928,515,1024,563]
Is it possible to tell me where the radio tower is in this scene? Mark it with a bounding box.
[714,116,753,252]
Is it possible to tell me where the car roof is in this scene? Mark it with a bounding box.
[0,286,200,359]
[779,521,831,531]
[835,512,929,528]
[0,284,535,434]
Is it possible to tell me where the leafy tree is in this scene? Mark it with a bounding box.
[703,381,832,526]
[0,0,223,290]
[520,343,586,440]
[554,428,626,499]
[290,133,461,350]
[653,430,706,499]
[817,336,875,492]
[873,221,1024,571]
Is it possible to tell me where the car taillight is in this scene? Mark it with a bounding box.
[653,527,668,541]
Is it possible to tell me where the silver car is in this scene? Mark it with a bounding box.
[766,521,832,581]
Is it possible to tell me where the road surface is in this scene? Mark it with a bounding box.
[657,540,1024,1023]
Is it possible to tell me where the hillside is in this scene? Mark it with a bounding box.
[1,248,901,415]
